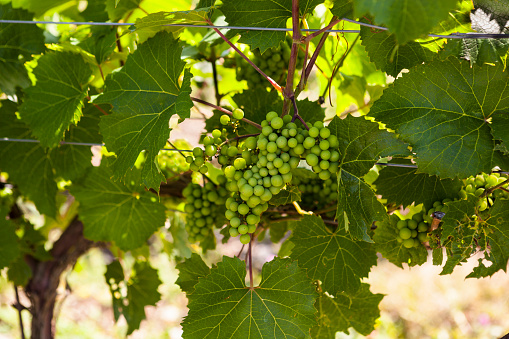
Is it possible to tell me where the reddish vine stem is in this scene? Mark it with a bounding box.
[86,96,108,115]
[303,17,341,42]
[282,0,302,116]
[482,177,509,198]
[248,236,254,289]
[190,97,262,130]
[206,19,282,93]
[290,96,309,130]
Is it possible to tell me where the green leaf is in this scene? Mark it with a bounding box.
[374,159,464,210]
[81,0,109,22]
[19,51,92,148]
[328,115,410,177]
[69,159,167,250]
[0,100,58,217]
[7,256,32,286]
[311,284,383,338]
[175,253,211,294]
[182,256,317,338]
[96,31,193,190]
[369,57,509,178]
[134,9,210,37]
[0,207,20,270]
[440,196,477,242]
[330,0,354,19]
[105,260,162,335]
[78,26,117,64]
[269,185,301,207]
[0,4,45,95]
[373,214,428,268]
[467,199,509,278]
[106,0,141,21]
[360,25,435,77]
[336,169,388,241]
[269,221,291,243]
[492,112,509,153]
[290,215,377,295]
[221,0,322,52]
[354,0,459,43]
[49,102,104,181]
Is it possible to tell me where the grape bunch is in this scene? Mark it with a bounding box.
[182,178,229,243]
[458,172,509,211]
[293,172,338,213]
[235,38,304,89]
[395,212,431,248]
[222,112,306,243]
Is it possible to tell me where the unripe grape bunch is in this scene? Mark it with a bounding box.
[458,172,509,211]
[186,108,340,244]
[182,178,229,243]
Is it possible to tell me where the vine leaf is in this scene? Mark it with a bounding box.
[182,256,317,338]
[374,159,463,210]
[134,8,210,37]
[311,284,383,338]
[360,25,435,77]
[0,3,45,95]
[69,159,167,250]
[175,253,211,294]
[269,185,301,207]
[221,0,322,52]
[373,214,428,268]
[0,206,20,270]
[440,196,477,242]
[49,102,104,181]
[468,199,509,278]
[329,115,410,178]
[491,112,509,153]
[330,0,354,19]
[336,169,388,241]
[290,215,377,295]
[19,51,91,148]
[105,260,162,335]
[0,100,58,217]
[96,31,193,190]
[369,57,509,179]
[78,26,117,64]
[353,0,458,43]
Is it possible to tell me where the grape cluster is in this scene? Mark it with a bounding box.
[458,172,509,210]
[222,112,306,243]
[235,38,304,89]
[182,178,229,243]
[395,212,431,248]
[293,172,338,213]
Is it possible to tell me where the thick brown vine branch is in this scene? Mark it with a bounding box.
[24,217,101,339]
[190,97,262,130]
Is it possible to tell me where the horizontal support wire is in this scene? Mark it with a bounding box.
[1,138,508,174]
[1,18,509,39]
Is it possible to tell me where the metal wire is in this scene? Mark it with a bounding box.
[1,18,509,39]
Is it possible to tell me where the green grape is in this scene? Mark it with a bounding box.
[233,108,244,120]
[271,117,284,129]
[220,114,231,125]
[402,238,415,248]
[229,227,240,237]
[399,228,412,240]
[407,220,418,230]
[396,219,407,229]
[240,234,251,244]
[238,225,249,234]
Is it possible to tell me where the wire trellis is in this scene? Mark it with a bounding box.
[2,137,508,174]
[1,18,509,39]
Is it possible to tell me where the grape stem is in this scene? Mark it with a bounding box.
[13,286,26,339]
[481,177,509,198]
[290,96,310,130]
[205,19,282,93]
[191,97,262,130]
[303,17,341,42]
[292,201,313,215]
[209,46,222,105]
